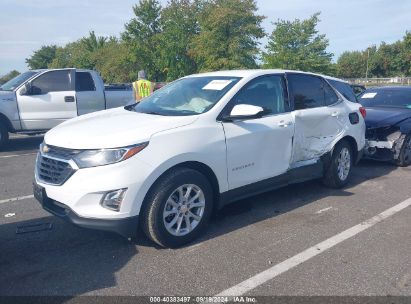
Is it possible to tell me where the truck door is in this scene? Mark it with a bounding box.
[17,69,77,130]
[75,71,105,115]
[222,75,295,190]
[286,73,346,164]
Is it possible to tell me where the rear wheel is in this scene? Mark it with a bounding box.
[0,121,9,150]
[140,168,213,248]
[396,134,411,167]
[323,140,353,189]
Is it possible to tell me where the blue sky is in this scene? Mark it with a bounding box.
[0,0,410,75]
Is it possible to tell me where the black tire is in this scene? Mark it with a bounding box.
[140,167,213,248]
[396,134,411,167]
[0,121,9,151]
[322,140,353,189]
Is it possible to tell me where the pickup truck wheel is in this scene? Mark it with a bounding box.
[396,134,411,167]
[141,168,213,248]
[322,140,353,189]
[0,122,9,150]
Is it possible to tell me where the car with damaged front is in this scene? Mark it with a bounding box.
[359,86,411,166]
[33,70,366,248]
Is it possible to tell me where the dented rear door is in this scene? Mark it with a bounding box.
[286,73,346,164]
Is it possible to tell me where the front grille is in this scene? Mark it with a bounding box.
[36,154,75,185]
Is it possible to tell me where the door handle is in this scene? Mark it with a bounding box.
[331,111,339,117]
[65,96,75,102]
[278,120,292,127]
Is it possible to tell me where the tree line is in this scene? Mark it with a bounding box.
[2,0,410,84]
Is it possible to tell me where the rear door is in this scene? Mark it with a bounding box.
[222,74,295,190]
[17,69,77,130]
[75,71,106,115]
[286,73,347,164]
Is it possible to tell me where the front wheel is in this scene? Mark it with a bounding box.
[140,168,213,248]
[396,134,411,167]
[323,140,353,189]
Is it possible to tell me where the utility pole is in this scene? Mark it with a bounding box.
[365,48,370,82]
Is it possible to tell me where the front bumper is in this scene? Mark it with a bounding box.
[363,135,406,161]
[34,181,138,238]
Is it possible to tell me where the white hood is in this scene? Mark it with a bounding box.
[45,107,198,149]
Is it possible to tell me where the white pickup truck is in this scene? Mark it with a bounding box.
[0,68,133,149]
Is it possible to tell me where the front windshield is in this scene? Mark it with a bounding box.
[359,89,411,109]
[129,76,241,116]
[0,71,39,91]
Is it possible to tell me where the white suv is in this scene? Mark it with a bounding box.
[34,70,366,247]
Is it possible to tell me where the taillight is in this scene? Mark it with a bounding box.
[359,107,366,118]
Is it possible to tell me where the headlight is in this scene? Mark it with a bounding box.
[73,142,148,168]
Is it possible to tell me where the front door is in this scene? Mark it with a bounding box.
[222,75,295,190]
[17,69,77,130]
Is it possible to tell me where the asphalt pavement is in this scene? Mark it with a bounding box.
[0,134,410,298]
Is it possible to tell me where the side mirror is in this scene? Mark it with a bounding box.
[223,104,265,122]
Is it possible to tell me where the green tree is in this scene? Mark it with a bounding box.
[49,31,109,69]
[122,0,163,81]
[158,0,200,80]
[26,45,57,69]
[191,0,265,71]
[92,39,141,83]
[263,12,333,74]
[0,70,20,85]
[336,51,367,78]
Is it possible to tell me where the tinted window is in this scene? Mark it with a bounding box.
[287,74,325,109]
[76,72,95,91]
[31,70,71,94]
[323,80,339,105]
[359,88,411,109]
[231,75,286,115]
[329,79,357,103]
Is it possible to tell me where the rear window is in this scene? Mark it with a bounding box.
[359,89,411,109]
[76,72,95,91]
[328,79,357,103]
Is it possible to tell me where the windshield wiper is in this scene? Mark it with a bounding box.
[142,111,166,116]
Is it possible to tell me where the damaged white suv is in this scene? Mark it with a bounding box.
[34,70,366,247]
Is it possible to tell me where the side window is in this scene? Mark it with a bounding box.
[329,79,357,103]
[31,70,71,95]
[287,74,325,110]
[323,80,339,106]
[76,72,95,91]
[231,75,287,115]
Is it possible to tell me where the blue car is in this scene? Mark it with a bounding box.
[359,86,411,166]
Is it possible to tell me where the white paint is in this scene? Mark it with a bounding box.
[4,213,15,218]
[0,195,34,205]
[216,198,411,296]
[315,207,333,214]
[202,80,232,90]
[361,92,377,99]
[0,153,36,159]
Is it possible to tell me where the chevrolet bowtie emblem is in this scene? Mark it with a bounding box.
[42,145,50,153]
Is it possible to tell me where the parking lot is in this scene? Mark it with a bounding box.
[0,135,410,298]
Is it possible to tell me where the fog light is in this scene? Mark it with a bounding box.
[100,188,127,211]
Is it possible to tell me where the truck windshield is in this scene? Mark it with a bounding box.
[129,76,241,116]
[0,71,39,91]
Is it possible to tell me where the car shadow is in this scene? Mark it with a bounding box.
[174,159,398,248]
[0,215,137,296]
[1,134,44,154]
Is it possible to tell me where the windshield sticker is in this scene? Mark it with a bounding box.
[202,80,232,91]
[362,92,377,99]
